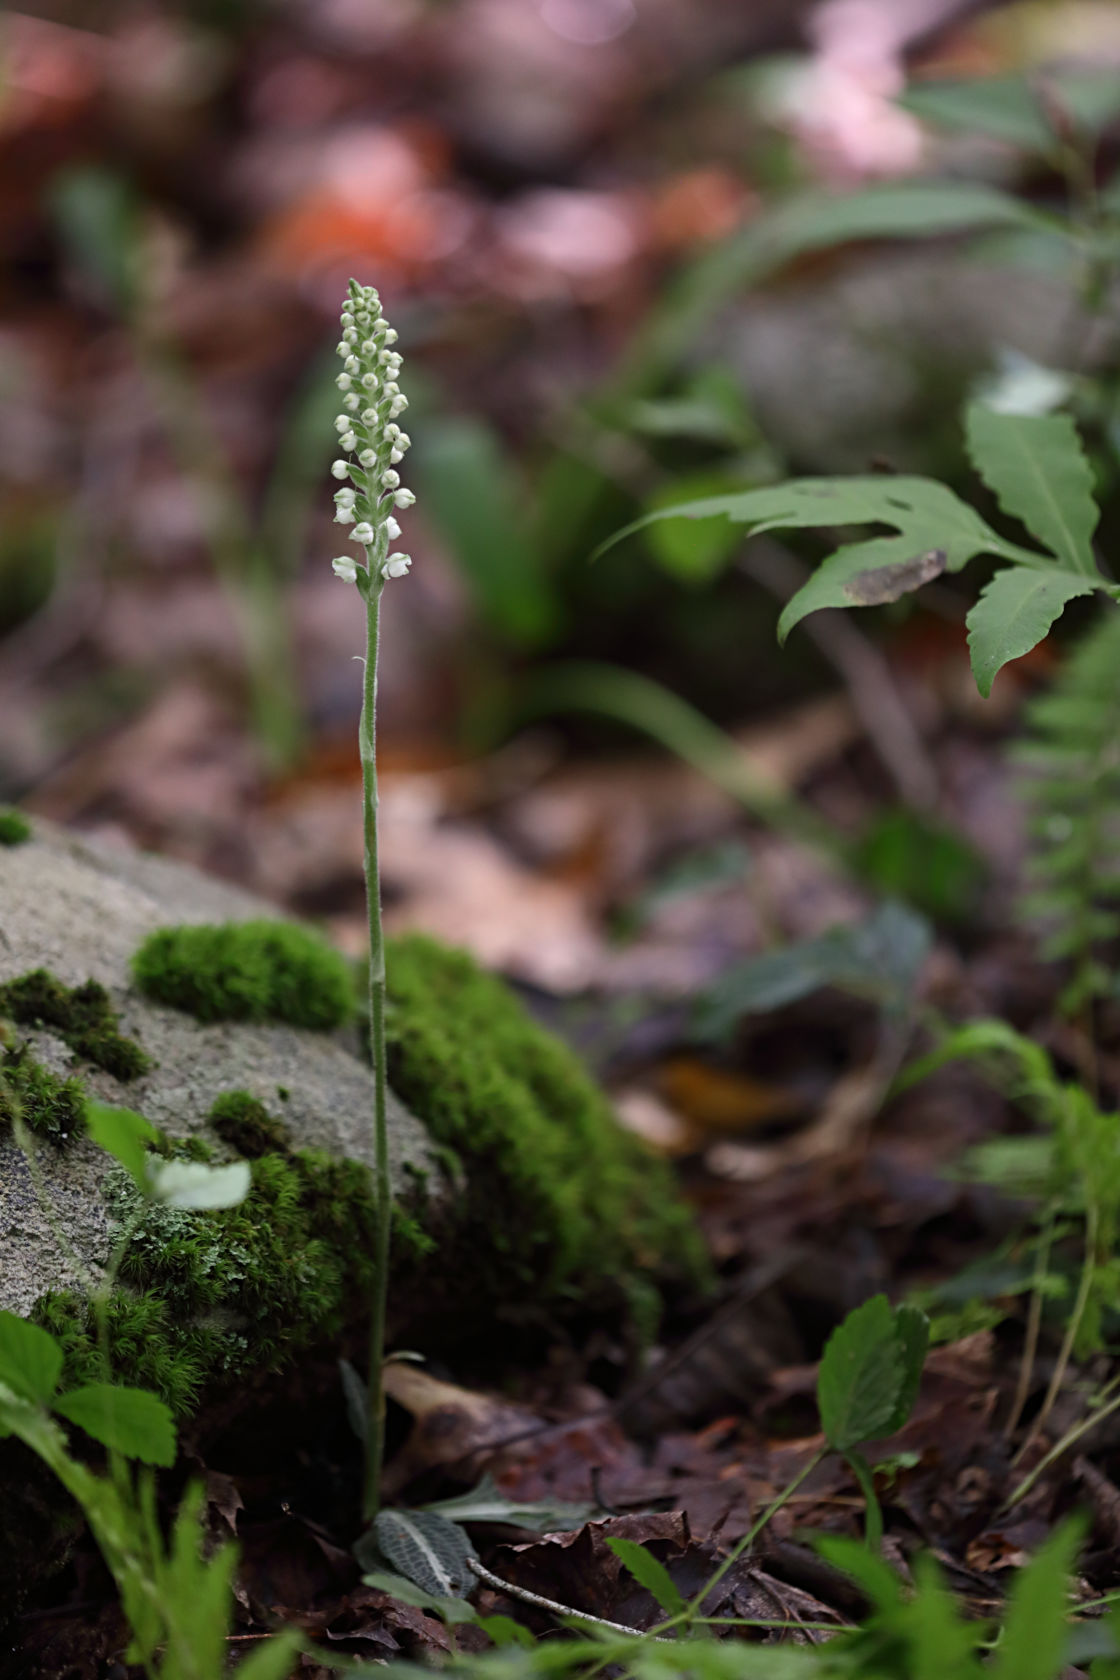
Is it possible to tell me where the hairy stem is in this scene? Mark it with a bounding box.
[361,534,391,1524]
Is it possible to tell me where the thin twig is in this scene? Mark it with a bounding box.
[467,1558,678,1642]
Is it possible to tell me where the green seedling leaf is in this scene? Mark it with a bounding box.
[965,405,1100,577]
[55,1382,177,1466]
[0,1310,62,1406]
[966,567,1094,696]
[85,1102,159,1189]
[898,75,1055,154]
[818,1295,906,1453]
[476,1614,536,1650]
[694,901,930,1042]
[604,1537,688,1617]
[423,1473,593,1533]
[145,1158,252,1210]
[988,1517,1084,1680]
[373,1508,477,1599]
[883,1304,930,1435]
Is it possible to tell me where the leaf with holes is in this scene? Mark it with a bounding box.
[372,1509,477,1599]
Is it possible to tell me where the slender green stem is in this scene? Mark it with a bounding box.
[360,533,391,1524]
[1005,1207,1056,1439]
[846,1449,883,1551]
[1020,1195,1099,1455]
[1005,1373,1120,1511]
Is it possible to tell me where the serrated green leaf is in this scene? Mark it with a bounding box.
[145,1158,252,1210]
[0,1311,62,1406]
[883,1304,929,1435]
[817,1295,906,1452]
[54,1383,176,1466]
[84,1102,159,1189]
[373,1509,477,1599]
[966,567,1094,697]
[898,75,1054,154]
[965,405,1100,576]
[604,1537,688,1617]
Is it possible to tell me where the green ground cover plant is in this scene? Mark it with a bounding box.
[0,807,31,845]
[132,918,353,1030]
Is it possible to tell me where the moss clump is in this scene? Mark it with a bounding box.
[0,1040,86,1147]
[0,969,149,1080]
[0,808,31,846]
[208,1090,291,1158]
[384,934,704,1324]
[132,920,352,1031]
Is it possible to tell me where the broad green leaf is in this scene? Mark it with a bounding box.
[373,1508,477,1599]
[145,1158,252,1210]
[694,902,930,1042]
[898,76,1054,154]
[882,1304,930,1435]
[989,1518,1084,1680]
[84,1102,159,1189]
[966,567,1094,697]
[0,1310,62,1406]
[228,1633,304,1680]
[817,1295,906,1452]
[362,1568,479,1623]
[415,417,557,649]
[1046,68,1120,138]
[597,475,1035,641]
[965,405,1100,575]
[55,1382,177,1466]
[423,1472,593,1534]
[476,1614,536,1649]
[604,1537,688,1617]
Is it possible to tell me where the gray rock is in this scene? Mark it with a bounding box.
[0,819,434,1317]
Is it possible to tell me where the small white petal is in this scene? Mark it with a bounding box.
[383,328,398,344]
[340,431,357,451]
[344,393,361,411]
[331,460,351,480]
[361,372,378,390]
[334,507,356,524]
[361,407,378,425]
[390,447,404,463]
[383,552,412,579]
[393,488,416,508]
[358,448,377,467]
[350,521,375,544]
[334,414,351,433]
[334,486,356,505]
[335,373,352,390]
[384,515,402,540]
[332,556,359,582]
[389,396,407,416]
[381,468,400,489]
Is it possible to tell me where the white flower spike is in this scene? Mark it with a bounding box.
[328,279,415,587]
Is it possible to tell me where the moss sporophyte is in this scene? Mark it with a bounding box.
[329,278,416,1523]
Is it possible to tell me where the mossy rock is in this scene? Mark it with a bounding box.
[0,822,698,1600]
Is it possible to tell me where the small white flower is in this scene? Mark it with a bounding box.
[334,486,356,506]
[331,460,351,480]
[383,552,412,579]
[381,468,400,489]
[389,396,408,417]
[361,407,378,425]
[395,431,411,450]
[344,393,361,412]
[336,340,350,356]
[361,372,378,390]
[362,339,377,356]
[351,521,375,544]
[332,556,359,582]
[382,381,400,398]
[334,415,351,433]
[358,448,377,467]
[340,430,357,452]
[344,355,360,374]
[340,311,355,328]
[343,327,358,344]
[334,506,356,524]
[383,423,400,441]
[383,328,398,344]
[393,488,416,508]
[384,515,402,540]
[336,372,352,391]
[390,447,404,463]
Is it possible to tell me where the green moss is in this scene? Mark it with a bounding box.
[132,920,352,1031]
[384,934,704,1317]
[0,969,149,1080]
[0,1040,86,1147]
[0,808,31,846]
[208,1090,291,1158]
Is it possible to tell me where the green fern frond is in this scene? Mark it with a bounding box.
[1014,611,1120,1011]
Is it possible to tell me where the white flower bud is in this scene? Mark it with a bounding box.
[331,460,351,479]
[383,328,398,344]
[362,340,377,356]
[361,407,378,425]
[350,521,375,544]
[382,381,400,397]
[334,414,351,433]
[361,372,378,390]
[344,355,360,374]
[380,468,400,489]
[332,556,359,582]
[393,488,416,508]
[334,486,357,506]
[390,447,404,463]
[356,312,371,329]
[340,431,357,451]
[340,311,355,327]
[395,432,411,450]
[343,327,359,344]
[344,393,361,412]
[334,506,356,524]
[383,552,412,579]
[336,373,352,391]
[383,423,400,441]
[336,341,350,356]
[389,396,408,416]
[384,515,402,540]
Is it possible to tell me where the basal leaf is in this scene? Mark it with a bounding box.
[55,1382,177,1467]
[883,1304,929,1436]
[965,405,1100,576]
[373,1509,477,1600]
[818,1295,906,1453]
[604,1537,688,1617]
[898,75,1054,154]
[423,1472,593,1534]
[84,1102,159,1189]
[966,567,1094,697]
[0,1310,62,1407]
